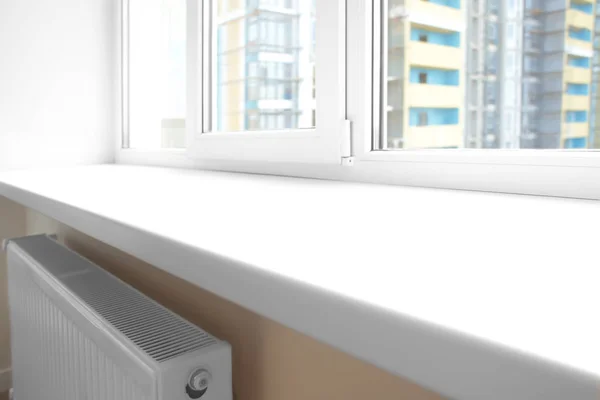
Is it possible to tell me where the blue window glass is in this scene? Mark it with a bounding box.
[428,0,461,9]
[565,111,588,123]
[566,83,589,95]
[569,27,592,41]
[410,67,460,86]
[567,55,591,68]
[409,108,459,126]
[410,27,460,47]
[564,137,588,148]
[570,2,593,14]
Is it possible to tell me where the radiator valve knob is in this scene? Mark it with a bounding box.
[186,368,211,399]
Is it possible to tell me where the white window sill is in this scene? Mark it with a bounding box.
[0,164,598,400]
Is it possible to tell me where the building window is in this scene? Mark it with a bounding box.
[565,111,588,123]
[213,0,315,132]
[418,112,428,126]
[419,72,428,84]
[564,137,588,148]
[570,1,593,14]
[124,0,187,149]
[568,55,591,68]
[569,26,592,42]
[419,34,428,42]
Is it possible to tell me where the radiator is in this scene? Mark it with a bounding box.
[4,234,232,400]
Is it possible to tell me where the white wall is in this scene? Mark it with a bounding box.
[0,1,118,393]
[0,0,118,169]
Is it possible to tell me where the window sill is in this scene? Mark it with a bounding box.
[0,164,598,400]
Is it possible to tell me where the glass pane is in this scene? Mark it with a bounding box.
[383,0,600,150]
[213,0,316,132]
[128,0,186,149]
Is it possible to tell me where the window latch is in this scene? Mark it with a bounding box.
[341,119,354,167]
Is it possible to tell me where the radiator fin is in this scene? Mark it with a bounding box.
[65,272,217,362]
[13,235,218,363]
[9,262,152,400]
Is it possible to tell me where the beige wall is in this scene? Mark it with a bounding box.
[0,206,444,400]
[0,198,26,392]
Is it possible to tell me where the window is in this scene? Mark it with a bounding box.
[569,27,592,42]
[487,23,497,42]
[564,137,588,148]
[566,83,589,96]
[565,111,588,123]
[124,0,187,149]
[377,0,600,152]
[212,6,313,132]
[187,0,346,164]
[568,55,591,68]
[120,0,600,200]
[570,1,594,15]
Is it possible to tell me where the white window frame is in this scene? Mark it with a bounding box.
[117,0,600,200]
[186,0,347,164]
[361,0,600,199]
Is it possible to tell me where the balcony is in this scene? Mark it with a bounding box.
[408,41,464,70]
[563,94,590,110]
[562,122,589,138]
[409,0,464,33]
[403,125,463,149]
[524,14,542,22]
[564,66,592,83]
[566,36,594,53]
[524,42,541,54]
[566,9,595,30]
[525,0,543,15]
[406,84,463,108]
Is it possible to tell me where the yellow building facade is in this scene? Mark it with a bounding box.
[561,0,596,148]
[387,0,466,149]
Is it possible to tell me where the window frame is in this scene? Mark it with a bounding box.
[121,0,130,150]
[363,0,600,197]
[185,0,347,164]
[119,0,189,151]
[117,0,600,200]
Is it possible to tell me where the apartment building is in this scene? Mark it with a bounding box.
[590,0,600,148]
[214,0,598,149]
[466,0,597,149]
[466,0,500,149]
[216,0,315,132]
[467,0,530,149]
[387,0,466,149]
[541,0,595,149]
